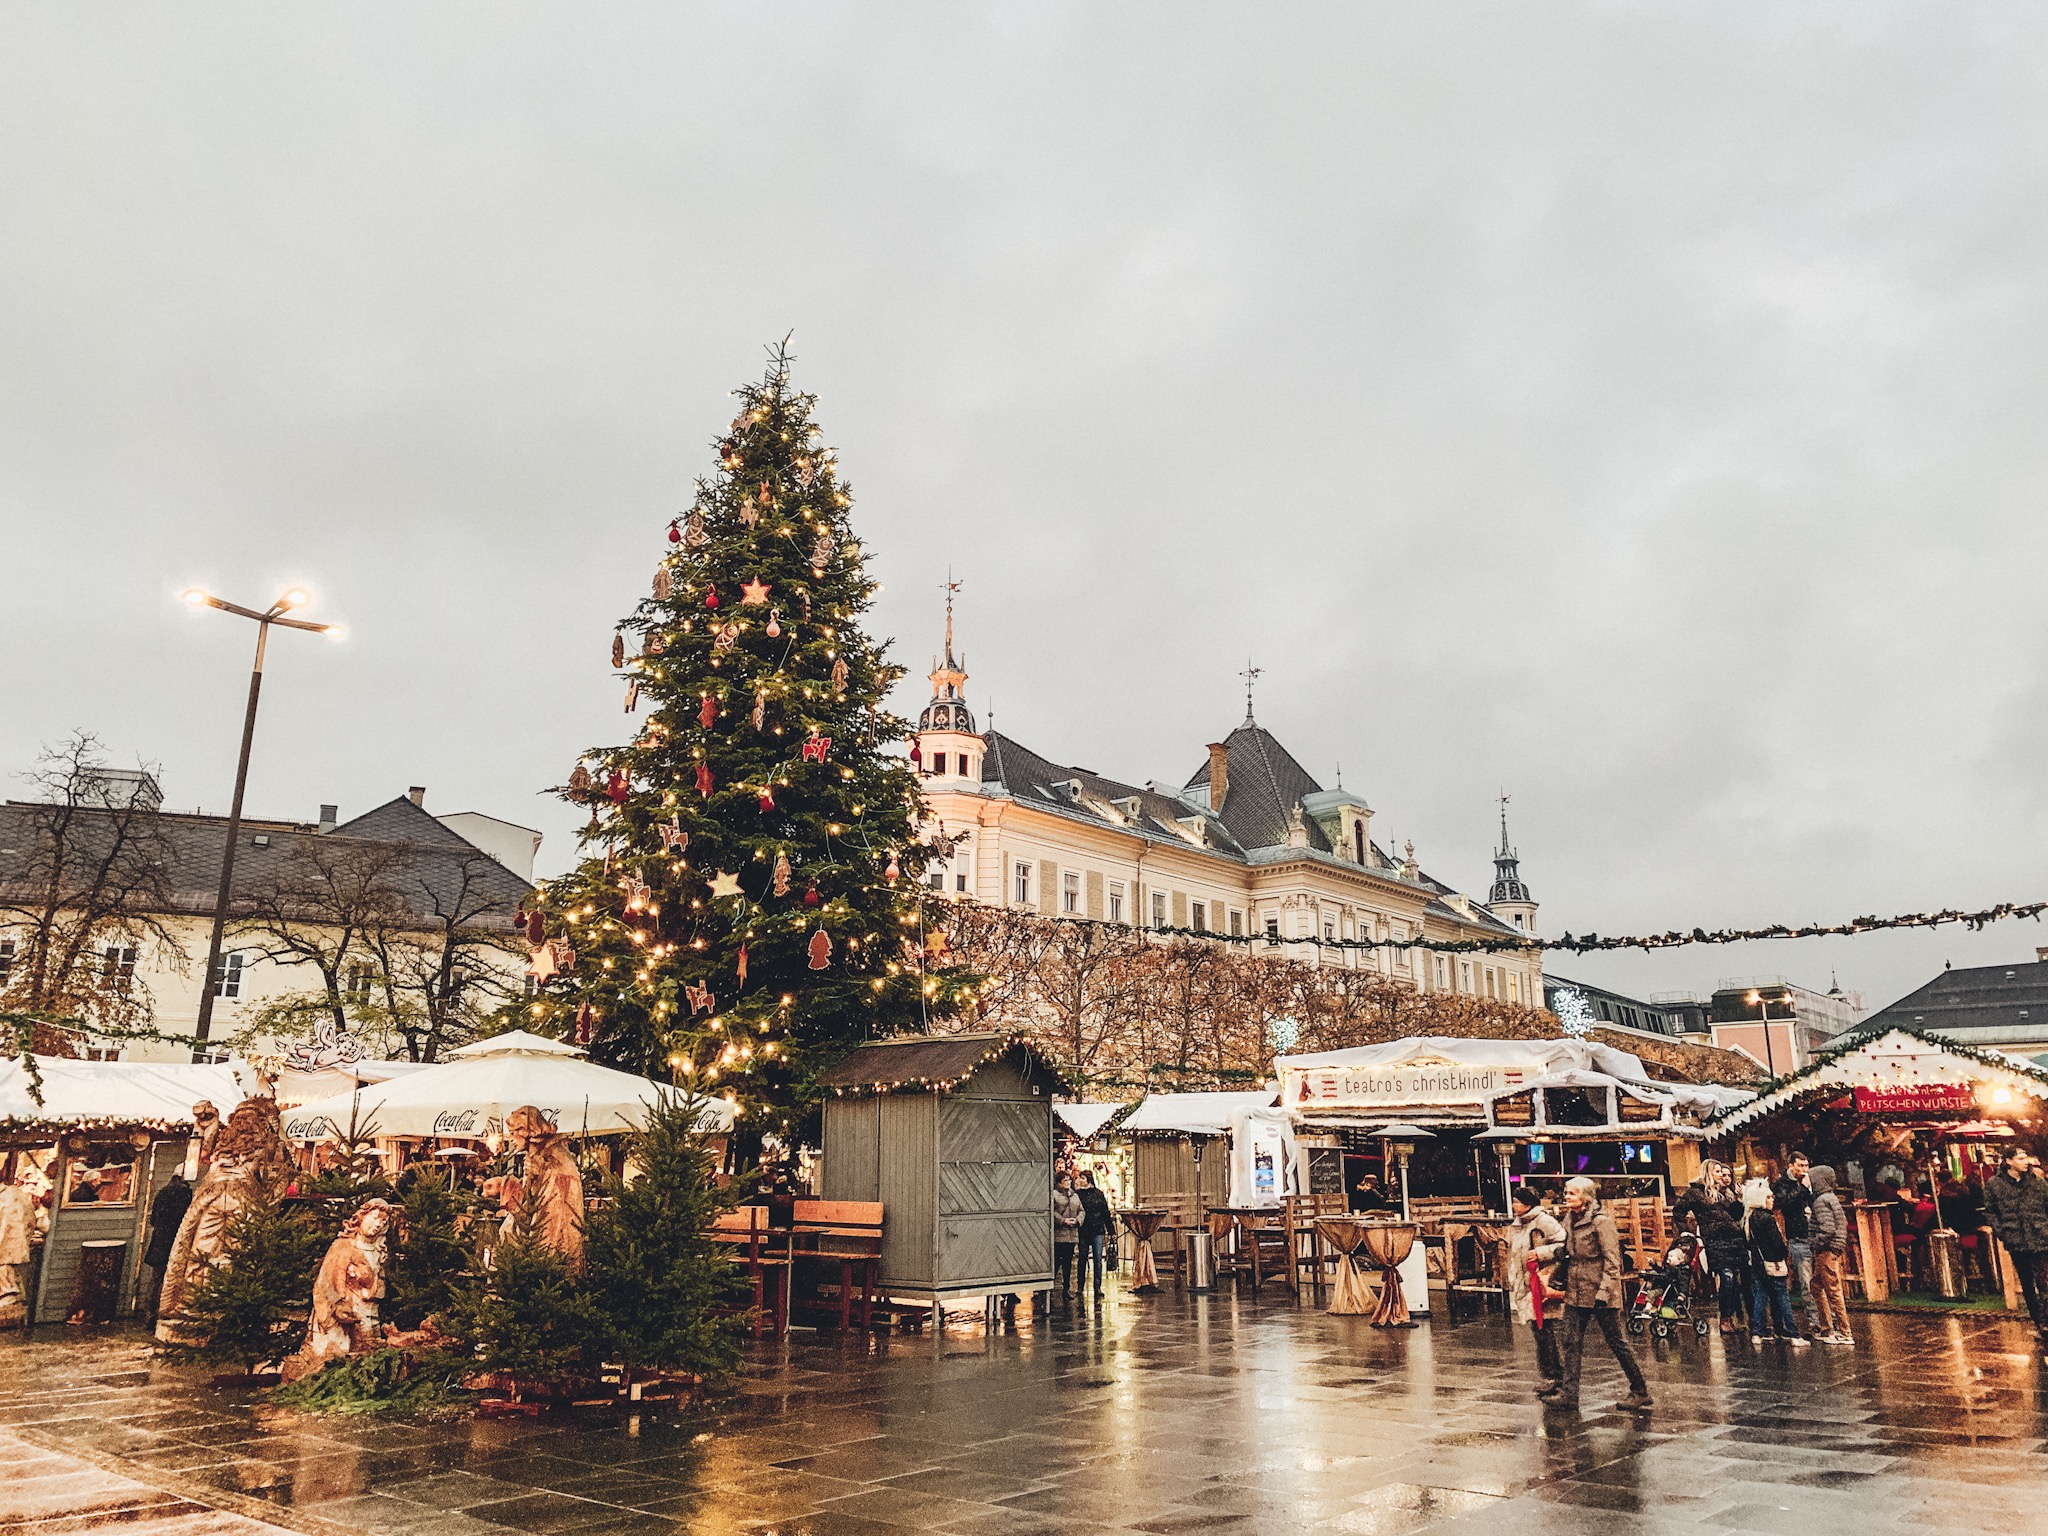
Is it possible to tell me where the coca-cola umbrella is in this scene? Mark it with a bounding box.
[278,1030,734,1142]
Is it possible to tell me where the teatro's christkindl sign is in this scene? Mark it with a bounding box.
[1286,1055,1535,1112]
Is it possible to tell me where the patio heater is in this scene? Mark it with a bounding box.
[1376,1124,1433,1221]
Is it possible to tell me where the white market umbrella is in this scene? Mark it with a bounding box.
[278,1030,734,1142]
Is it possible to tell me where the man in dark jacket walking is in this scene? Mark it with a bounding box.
[1984,1147,2048,1333]
[1541,1177,1652,1411]
[1773,1153,1817,1333]
[1074,1172,1115,1298]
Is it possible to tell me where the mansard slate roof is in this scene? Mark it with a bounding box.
[1853,958,2048,1050]
[972,723,1523,933]
[1184,722,1329,855]
[0,793,532,930]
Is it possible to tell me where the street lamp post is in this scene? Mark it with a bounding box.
[181,587,339,1059]
[1747,988,1789,1078]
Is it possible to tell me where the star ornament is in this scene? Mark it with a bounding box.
[708,870,744,900]
[740,577,772,606]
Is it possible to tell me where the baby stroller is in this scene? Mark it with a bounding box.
[1627,1233,1710,1339]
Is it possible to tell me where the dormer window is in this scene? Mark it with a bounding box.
[1052,779,1083,801]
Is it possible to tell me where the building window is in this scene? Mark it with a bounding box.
[1062,871,1081,915]
[956,871,967,893]
[0,939,13,985]
[1322,914,1336,942]
[1229,909,1243,936]
[1152,891,1168,929]
[213,951,245,1000]
[79,1041,123,1062]
[1191,901,1206,932]
[932,752,948,776]
[1264,916,1280,943]
[1459,960,1473,993]
[1108,882,1125,923]
[1014,862,1031,906]
[1353,822,1366,864]
[102,944,138,993]
[345,961,375,1003]
[1508,972,1521,1003]
[928,869,945,891]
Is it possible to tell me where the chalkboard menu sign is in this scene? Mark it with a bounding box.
[1307,1146,1345,1196]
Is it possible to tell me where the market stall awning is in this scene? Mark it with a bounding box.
[1119,1090,1278,1137]
[1708,1026,2048,1137]
[0,1058,251,1131]
[1054,1101,1125,1140]
[1277,1035,1660,1126]
[278,1031,733,1141]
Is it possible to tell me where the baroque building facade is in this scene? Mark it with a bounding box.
[911,604,1545,1007]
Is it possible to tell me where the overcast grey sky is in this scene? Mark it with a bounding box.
[5,5,2045,1016]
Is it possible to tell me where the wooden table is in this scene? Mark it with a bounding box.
[1358,1222,1420,1328]
[1119,1208,1166,1293]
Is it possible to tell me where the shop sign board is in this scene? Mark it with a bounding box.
[1852,1084,1978,1116]
[1288,1056,1531,1111]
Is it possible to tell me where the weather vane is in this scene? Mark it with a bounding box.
[1239,659,1263,723]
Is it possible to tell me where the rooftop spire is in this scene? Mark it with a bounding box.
[919,575,975,734]
[1239,658,1263,724]
[1489,792,1532,906]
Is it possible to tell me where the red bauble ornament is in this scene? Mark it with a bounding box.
[909,741,922,767]
[696,763,714,798]
[758,786,774,812]
[803,882,821,908]
[705,586,719,609]
[667,518,682,545]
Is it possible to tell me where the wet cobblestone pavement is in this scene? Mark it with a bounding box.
[2,1288,2044,1536]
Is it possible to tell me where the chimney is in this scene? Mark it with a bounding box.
[2037,946,2048,963]
[318,804,338,834]
[407,786,426,807]
[1206,743,1229,812]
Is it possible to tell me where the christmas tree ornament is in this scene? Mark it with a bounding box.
[574,1000,593,1045]
[704,585,719,609]
[740,576,771,606]
[611,632,626,668]
[800,591,812,621]
[684,508,708,548]
[699,695,718,730]
[801,733,832,763]
[645,634,665,655]
[772,852,792,896]
[585,805,601,832]
[752,690,767,730]
[653,566,673,600]
[714,620,741,651]
[803,882,821,908]
[546,937,576,972]
[765,608,781,638]
[884,850,900,882]
[607,770,630,806]
[758,786,774,812]
[624,681,640,713]
[831,658,849,695]
[707,870,743,900]
[686,980,715,1016]
[526,943,559,984]
[808,929,832,971]
[696,763,714,798]
[667,517,683,545]
[811,530,836,576]
[908,741,922,767]
[621,876,652,911]
[527,910,546,945]
[569,763,594,797]
[736,944,749,986]
[730,408,749,435]
[658,817,688,852]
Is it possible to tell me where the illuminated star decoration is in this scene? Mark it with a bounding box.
[708,870,743,900]
[525,944,559,983]
[740,577,772,606]
[686,980,715,1015]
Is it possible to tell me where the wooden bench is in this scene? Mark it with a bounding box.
[712,1200,883,1337]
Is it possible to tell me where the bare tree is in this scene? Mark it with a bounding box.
[0,734,185,1046]
[371,846,527,1062]
[231,835,415,1042]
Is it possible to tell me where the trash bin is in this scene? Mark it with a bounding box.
[69,1241,127,1325]
[1926,1228,1967,1300]
[1185,1229,1216,1292]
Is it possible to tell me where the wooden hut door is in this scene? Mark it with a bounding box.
[937,1100,1050,1282]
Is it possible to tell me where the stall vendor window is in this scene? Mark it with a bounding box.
[62,1150,138,1206]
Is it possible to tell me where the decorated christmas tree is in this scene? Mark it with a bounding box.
[524,344,977,1139]
[156,1166,328,1375]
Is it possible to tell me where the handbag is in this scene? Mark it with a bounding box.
[1763,1258,1788,1278]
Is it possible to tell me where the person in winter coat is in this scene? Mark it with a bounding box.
[1051,1175,1084,1296]
[1506,1185,1567,1394]
[1540,1177,1652,1411]
[1701,1201,1750,1333]
[1806,1165,1853,1344]
[1772,1152,1817,1332]
[1074,1171,1114,1297]
[1742,1179,1807,1346]
[1984,1146,2048,1333]
[141,1174,192,1323]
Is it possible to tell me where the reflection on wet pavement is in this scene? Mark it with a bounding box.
[2,1288,2043,1534]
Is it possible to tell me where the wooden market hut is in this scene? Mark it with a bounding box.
[0,1056,244,1326]
[818,1033,1069,1307]
[1118,1090,1281,1208]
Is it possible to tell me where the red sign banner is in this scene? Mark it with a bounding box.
[1852,1084,1979,1116]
